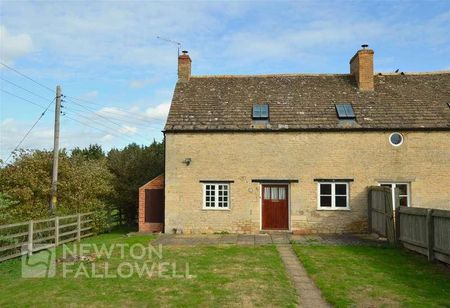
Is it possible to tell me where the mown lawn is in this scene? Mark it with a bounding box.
[0,228,297,307]
[293,244,450,307]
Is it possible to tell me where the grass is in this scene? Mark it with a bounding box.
[0,228,297,307]
[292,244,450,307]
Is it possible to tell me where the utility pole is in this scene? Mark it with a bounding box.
[49,85,61,214]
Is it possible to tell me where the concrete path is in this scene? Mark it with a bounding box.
[152,233,290,246]
[277,244,329,308]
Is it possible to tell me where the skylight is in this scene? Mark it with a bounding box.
[252,104,269,120]
[335,103,356,119]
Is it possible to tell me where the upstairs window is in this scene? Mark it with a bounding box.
[335,103,356,119]
[252,104,269,120]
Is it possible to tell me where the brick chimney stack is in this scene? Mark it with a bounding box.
[178,50,191,82]
[350,45,374,91]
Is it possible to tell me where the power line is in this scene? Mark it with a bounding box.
[64,113,146,145]
[66,95,167,122]
[0,88,149,143]
[0,88,47,109]
[0,62,166,123]
[64,108,135,138]
[4,98,56,164]
[0,62,54,93]
[64,98,161,139]
[0,76,53,101]
[64,104,155,127]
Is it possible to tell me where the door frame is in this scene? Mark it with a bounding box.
[259,183,291,231]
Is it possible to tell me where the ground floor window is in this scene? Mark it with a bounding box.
[317,182,349,210]
[203,183,229,209]
[379,183,410,208]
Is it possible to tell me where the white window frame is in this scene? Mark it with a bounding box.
[389,132,404,147]
[202,183,230,210]
[317,182,350,210]
[378,182,411,209]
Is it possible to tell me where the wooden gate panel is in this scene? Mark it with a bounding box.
[368,186,396,243]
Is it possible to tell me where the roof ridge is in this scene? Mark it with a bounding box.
[191,73,350,78]
[190,70,450,79]
[376,70,450,76]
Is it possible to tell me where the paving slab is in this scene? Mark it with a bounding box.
[236,234,255,246]
[219,234,238,244]
[254,234,272,245]
[270,233,290,244]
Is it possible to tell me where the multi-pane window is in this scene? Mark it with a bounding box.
[379,183,410,208]
[318,182,349,209]
[263,186,286,200]
[204,183,229,209]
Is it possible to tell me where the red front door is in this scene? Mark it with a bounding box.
[262,184,289,230]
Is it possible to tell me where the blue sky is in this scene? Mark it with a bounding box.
[1,0,449,160]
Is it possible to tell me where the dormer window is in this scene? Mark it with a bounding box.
[335,103,356,120]
[252,104,269,120]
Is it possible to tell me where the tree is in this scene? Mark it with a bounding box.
[107,140,164,224]
[0,149,113,227]
[0,193,18,224]
[71,144,105,160]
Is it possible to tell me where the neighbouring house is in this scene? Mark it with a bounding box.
[139,45,450,234]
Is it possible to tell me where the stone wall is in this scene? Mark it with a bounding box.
[164,131,450,234]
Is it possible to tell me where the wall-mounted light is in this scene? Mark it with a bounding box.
[183,158,192,166]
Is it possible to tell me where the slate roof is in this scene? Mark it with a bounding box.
[164,72,450,131]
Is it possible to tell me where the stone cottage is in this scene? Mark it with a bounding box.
[140,46,450,234]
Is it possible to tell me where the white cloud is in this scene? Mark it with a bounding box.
[0,25,33,64]
[145,103,170,120]
[96,103,170,122]
[118,125,137,135]
[101,134,114,141]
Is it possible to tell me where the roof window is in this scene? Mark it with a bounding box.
[252,104,269,120]
[335,103,356,119]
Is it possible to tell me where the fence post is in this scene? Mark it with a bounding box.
[77,213,81,242]
[55,216,59,246]
[367,189,372,233]
[395,207,401,245]
[385,188,395,244]
[28,220,34,256]
[393,188,400,245]
[426,209,434,261]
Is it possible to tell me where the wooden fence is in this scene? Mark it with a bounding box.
[0,213,94,263]
[397,207,450,264]
[368,186,450,264]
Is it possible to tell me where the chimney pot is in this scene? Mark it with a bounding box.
[350,46,374,91]
[178,50,191,82]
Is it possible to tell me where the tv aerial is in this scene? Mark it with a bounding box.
[156,36,182,56]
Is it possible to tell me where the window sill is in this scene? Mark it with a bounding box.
[316,208,351,211]
[202,208,231,211]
